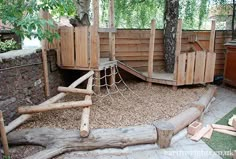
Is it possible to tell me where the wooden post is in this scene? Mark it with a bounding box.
[80,76,93,137]
[109,0,116,88]
[148,19,156,86]
[0,111,10,157]
[209,20,216,53]
[153,121,174,148]
[90,0,100,68]
[40,10,50,97]
[174,19,182,81]
[94,71,101,93]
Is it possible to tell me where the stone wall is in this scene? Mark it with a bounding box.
[0,49,64,124]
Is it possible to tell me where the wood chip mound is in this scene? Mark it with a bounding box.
[18,82,206,130]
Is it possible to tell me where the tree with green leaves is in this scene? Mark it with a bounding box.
[0,0,75,42]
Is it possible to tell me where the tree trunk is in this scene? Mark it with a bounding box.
[70,0,91,26]
[163,0,179,73]
[232,0,236,39]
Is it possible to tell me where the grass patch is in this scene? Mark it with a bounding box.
[203,107,236,159]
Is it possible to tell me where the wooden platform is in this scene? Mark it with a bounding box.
[60,58,117,71]
[118,61,176,85]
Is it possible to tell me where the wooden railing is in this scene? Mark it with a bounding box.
[176,51,216,85]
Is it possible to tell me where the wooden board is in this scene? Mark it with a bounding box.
[60,26,75,66]
[177,53,186,85]
[185,52,196,85]
[194,51,206,84]
[204,52,216,83]
[75,27,89,67]
[90,26,100,68]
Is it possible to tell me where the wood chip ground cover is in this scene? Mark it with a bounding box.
[18,82,206,130]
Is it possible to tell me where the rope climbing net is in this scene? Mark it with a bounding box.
[92,65,140,103]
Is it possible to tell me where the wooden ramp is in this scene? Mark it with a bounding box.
[117,61,176,86]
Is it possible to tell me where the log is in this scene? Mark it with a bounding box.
[168,107,201,135]
[168,86,216,134]
[193,86,217,111]
[153,121,174,148]
[80,76,93,137]
[5,71,94,133]
[18,100,92,114]
[0,111,10,157]
[57,87,94,95]
[7,125,157,159]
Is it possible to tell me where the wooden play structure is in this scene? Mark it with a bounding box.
[55,20,217,87]
[39,0,217,93]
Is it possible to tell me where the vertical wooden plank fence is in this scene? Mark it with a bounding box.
[185,52,195,85]
[75,27,89,67]
[177,53,186,85]
[60,26,75,66]
[194,51,206,84]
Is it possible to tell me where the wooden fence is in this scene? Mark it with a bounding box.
[176,51,216,86]
[100,30,231,76]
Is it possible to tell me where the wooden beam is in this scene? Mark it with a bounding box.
[18,100,92,114]
[57,87,94,95]
[209,20,216,53]
[0,111,10,157]
[98,28,117,33]
[5,71,94,133]
[93,0,99,29]
[148,19,156,86]
[80,76,93,137]
[108,0,116,87]
[174,19,183,80]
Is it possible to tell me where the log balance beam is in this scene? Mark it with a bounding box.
[18,100,92,114]
[5,70,94,134]
[7,86,217,159]
[57,87,94,95]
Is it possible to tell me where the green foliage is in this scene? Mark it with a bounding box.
[3,155,11,159]
[0,39,19,53]
[0,0,74,42]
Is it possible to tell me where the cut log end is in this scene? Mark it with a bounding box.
[153,121,174,148]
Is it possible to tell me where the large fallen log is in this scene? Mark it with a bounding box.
[18,100,92,114]
[8,125,157,159]
[5,71,94,134]
[168,86,217,134]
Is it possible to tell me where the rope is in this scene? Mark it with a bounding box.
[91,64,141,104]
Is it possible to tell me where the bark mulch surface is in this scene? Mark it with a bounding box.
[18,81,206,130]
[9,82,207,159]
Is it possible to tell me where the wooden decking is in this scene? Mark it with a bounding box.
[117,61,176,85]
[60,58,117,71]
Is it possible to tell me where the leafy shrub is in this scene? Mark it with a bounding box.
[0,39,19,53]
